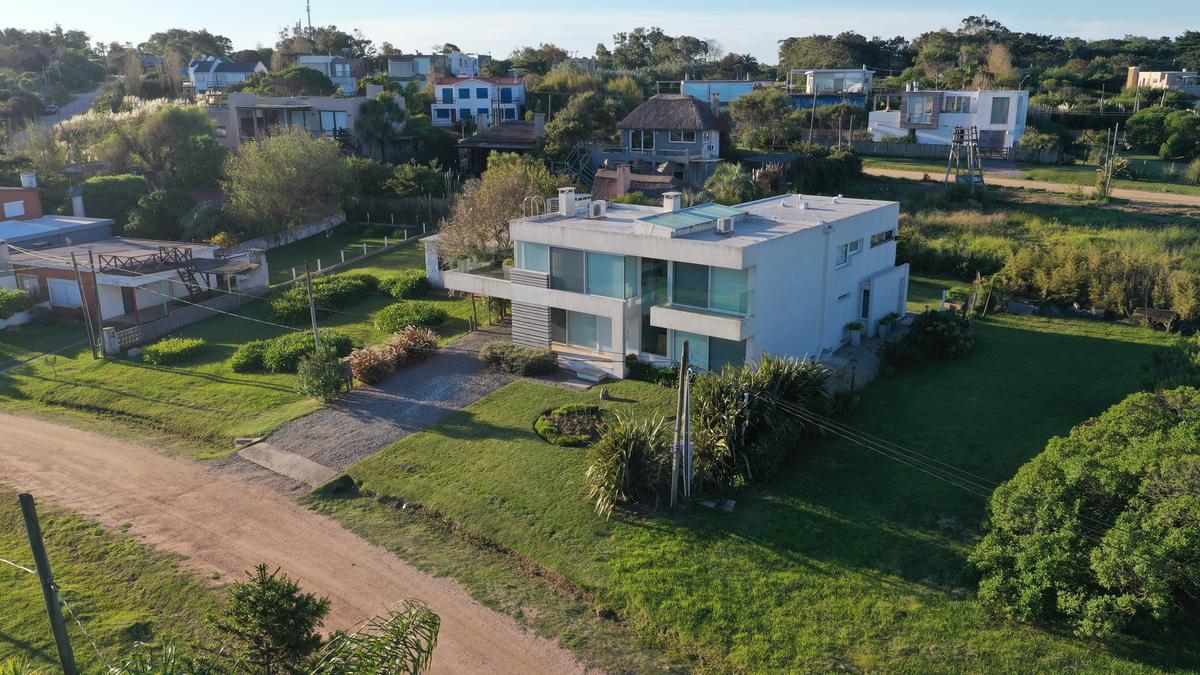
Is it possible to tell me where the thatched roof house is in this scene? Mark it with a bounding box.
[617,94,721,131]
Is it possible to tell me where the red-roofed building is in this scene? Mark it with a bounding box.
[431,76,525,127]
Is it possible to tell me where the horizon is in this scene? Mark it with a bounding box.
[5,0,1200,63]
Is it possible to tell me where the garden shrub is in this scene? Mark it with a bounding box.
[624,354,679,386]
[906,309,975,359]
[379,270,430,299]
[479,342,557,375]
[0,288,33,320]
[271,272,380,324]
[141,337,207,365]
[348,326,439,385]
[585,413,671,518]
[348,346,395,385]
[971,387,1200,639]
[294,345,346,402]
[536,404,607,447]
[229,339,270,373]
[261,331,354,373]
[691,354,833,490]
[374,301,447,333]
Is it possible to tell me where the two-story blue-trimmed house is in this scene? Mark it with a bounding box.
[430,76,525,127]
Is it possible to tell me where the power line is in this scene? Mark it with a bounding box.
[0,556,37,575]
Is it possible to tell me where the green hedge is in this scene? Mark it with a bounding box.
[229,331,354,373]
[271,273,379,325]
[379,270,431,299]
[479,342,557,375]
[0,288,33,320]
[141,337,207,365]
[374,301,447,334]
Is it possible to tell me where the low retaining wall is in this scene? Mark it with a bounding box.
[104,288,270,353]
[227,216,345,255]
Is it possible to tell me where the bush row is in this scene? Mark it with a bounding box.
[230,331,354,374]
[374,301,447,334]
[0,288,33,320]
[378,270,430,299]
[348,326,439,385]
[141,337,207,365]
[271,272,379,325]
[479,342,558,375]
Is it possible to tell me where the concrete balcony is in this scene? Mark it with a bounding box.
[649,303,751,342]
[442,266,513,299]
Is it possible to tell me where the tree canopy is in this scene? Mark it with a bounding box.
[236,66,338,97]
[972,386,1200,639]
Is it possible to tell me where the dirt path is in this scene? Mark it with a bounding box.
[862,166,1200,207]
[0,413,587,675]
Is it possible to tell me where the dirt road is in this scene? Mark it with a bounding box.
[862,166,1200,207]
[0,414,586,675]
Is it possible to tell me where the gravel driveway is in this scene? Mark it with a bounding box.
[266,325,515,470]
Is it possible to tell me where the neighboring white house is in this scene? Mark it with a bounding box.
[186,57,267,92]
[430,76,525,126]
[868,88,1029,149]
[387,53,488,82]
[296,55,365,95]
[427,188,907,380]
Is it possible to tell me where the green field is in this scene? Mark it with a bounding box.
[0,488,218,671]
[316,313,1194,672]
[861,156,1200,197]
[0,239,477,454]
[266,223,420,285]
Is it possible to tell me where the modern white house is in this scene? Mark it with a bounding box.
[297,55,366,95]
[186,57,267,92]
[426,188,907,380]
[387,53,489,82]
[787,67,874,109]
[430,76,525,126]
[868,87,1029,149]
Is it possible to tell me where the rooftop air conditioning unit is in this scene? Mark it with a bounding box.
[587,200,607,219]
[715,216,734,235]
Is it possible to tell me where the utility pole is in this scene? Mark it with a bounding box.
[69,253,97,359]
[19,494,78,675]
[304,261,320,350]
[670,341,689,508]
[86,250,105,345]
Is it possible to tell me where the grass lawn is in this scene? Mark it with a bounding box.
[0,237,478,454]
[266,223,420,285]
[0,487,219,671]
[1018,163,1200,197]
[316,314,1196,672]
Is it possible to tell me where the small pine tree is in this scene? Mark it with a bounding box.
[209,564,331,673]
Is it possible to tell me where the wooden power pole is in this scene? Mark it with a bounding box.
[670,340,690,507]
[69,253,97,359]
[19,493,78,675]
[304,261,320,350]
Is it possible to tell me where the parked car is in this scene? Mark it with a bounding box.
[42,104,59,115]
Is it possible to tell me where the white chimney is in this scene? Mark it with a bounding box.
[662,191,682,212]
[69,186,86,217]
[558,187,577,216]
[19,171,36,189]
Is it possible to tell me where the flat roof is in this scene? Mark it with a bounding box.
[10,237,213,264]
[0,215,113,241]
[520,194,895,249]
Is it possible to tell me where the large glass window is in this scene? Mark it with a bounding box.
[440,88,452,104]
[672,262,709,308]
[551,308,567,344]
[319,110,348,131]
[905,94,937,126]
[673,331,709,370]
[515,242,549,272]
[990,96,1010,125]
[586,252,625,298]
[709,337,746,372]
[458,87,471,99]
[568,312,598,349]
[641,258,668,355]
[500,87,513,103]
[550,248,585,293]
[551,308,604,350]
[943,95,970,113]
[668,130,696,143]
[476,87,489,99]
[710,267,749,315]
[630,130,654,150]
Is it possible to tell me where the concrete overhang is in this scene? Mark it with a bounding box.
[650,304,750,342]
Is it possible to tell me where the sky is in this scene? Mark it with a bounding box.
[8,0,1200,62]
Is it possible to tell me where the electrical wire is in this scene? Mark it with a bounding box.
[0,556,37,575]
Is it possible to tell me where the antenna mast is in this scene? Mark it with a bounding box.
[306,0,312,30]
